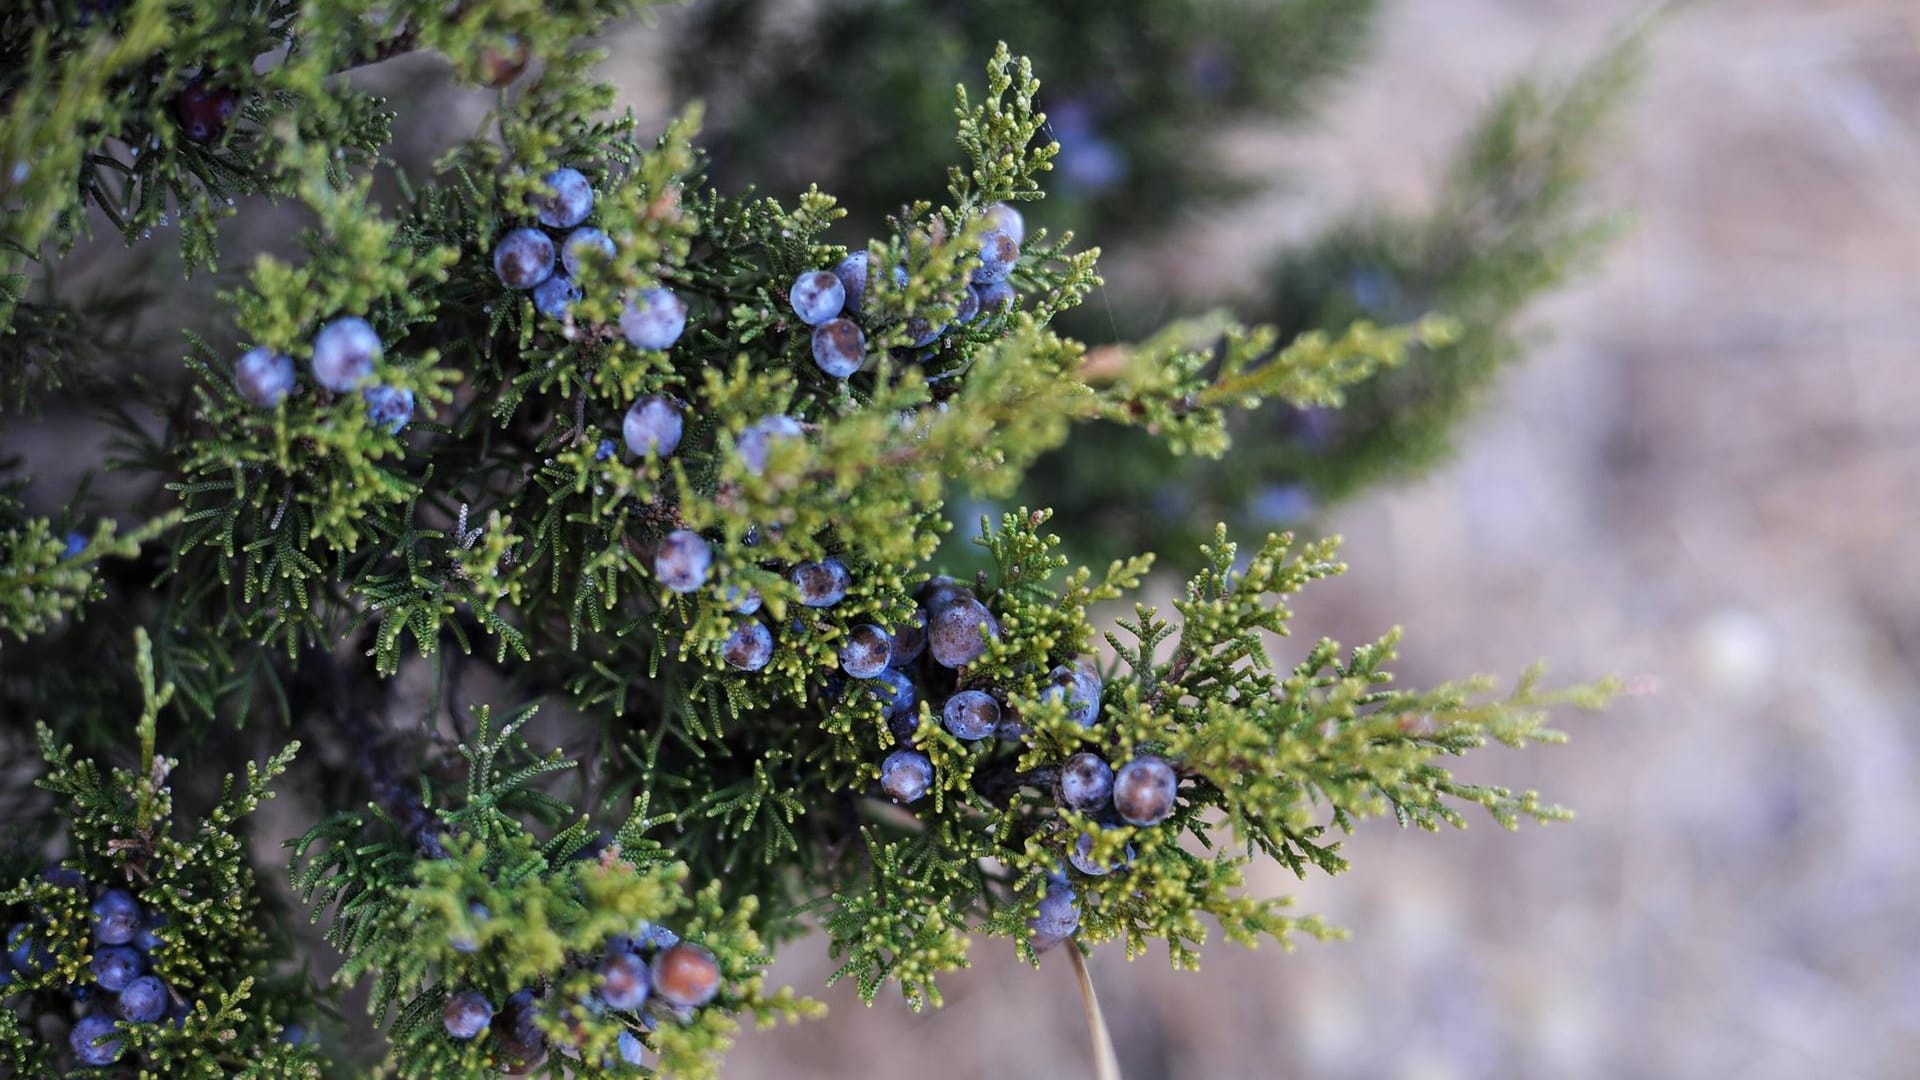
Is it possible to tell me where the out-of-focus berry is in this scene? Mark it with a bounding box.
[650,944,720,1008]
[971,229,1019,285]
[654,530,712,593]
[444,989,494,1040]
[561,227,616,277]
[174,80,238,143]
[362,384,414,434]
[982,202,1026,245]
[234,347,295,407]
[736,414,803,475]
[598,949,652,1011]
[534,167,594,229]
[311,316,381,393]
[974,279,1015,318]
[477,36,529,87]
[622,395,683,458]
[620,288,688,351]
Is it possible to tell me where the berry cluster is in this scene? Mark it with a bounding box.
[231,315,414,433]
[491,167,691,355]
[790,201,1024,379]
[440,918,721,1072]
[3,872,181,1068]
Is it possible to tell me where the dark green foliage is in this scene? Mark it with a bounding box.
[0,2,1621,1075]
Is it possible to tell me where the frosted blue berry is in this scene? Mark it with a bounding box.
[654,530,711,593]
[927,596,998,668]
[942,690,999,741]
[874,668,918,737]
[918,576,974,613]
[788,271,845,326]
[887,608,927,667]
[1054,752,1113,812]
[1029,875,1079,940]
[617,1029,646,1066]
[234,347,295,407]
[722,584,761,615]
[532,275,579,320]
[595,439,617,463]
[840,624,892,679]
[879,749,933,804]
[69,1014,123,1067]
[620,288,688,350]
[1042,662,1103,727]
[443,990,494,1040]
[971,228,1019,285]
[118,975,167,1023]
[362,384,414,434]
[311,316,381,392]
[561,227,616,276]
[982,202,1026,246]
[790,557,850,607]
[953,286,980,325]
[832,252,870,317]
[91,944,144,992]
[974,278,1015,318]
[622,395,683,458]
[598,949,652,1010]
[720,620,773,672]
[134,914,165,954]
[736,414,803,475]
[1113,755,1178,826]
[493,227,556,290]
[650,943,721,1008]
[92,889,142,946]
[534,167,594,229]
[810,318,864,378]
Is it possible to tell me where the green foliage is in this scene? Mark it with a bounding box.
[1,629,318,1078]
[0,2,1623,1075]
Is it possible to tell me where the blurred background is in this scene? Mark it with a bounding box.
[670,1,1919,1077]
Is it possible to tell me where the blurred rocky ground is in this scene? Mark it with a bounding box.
[706,1,1920,1077]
